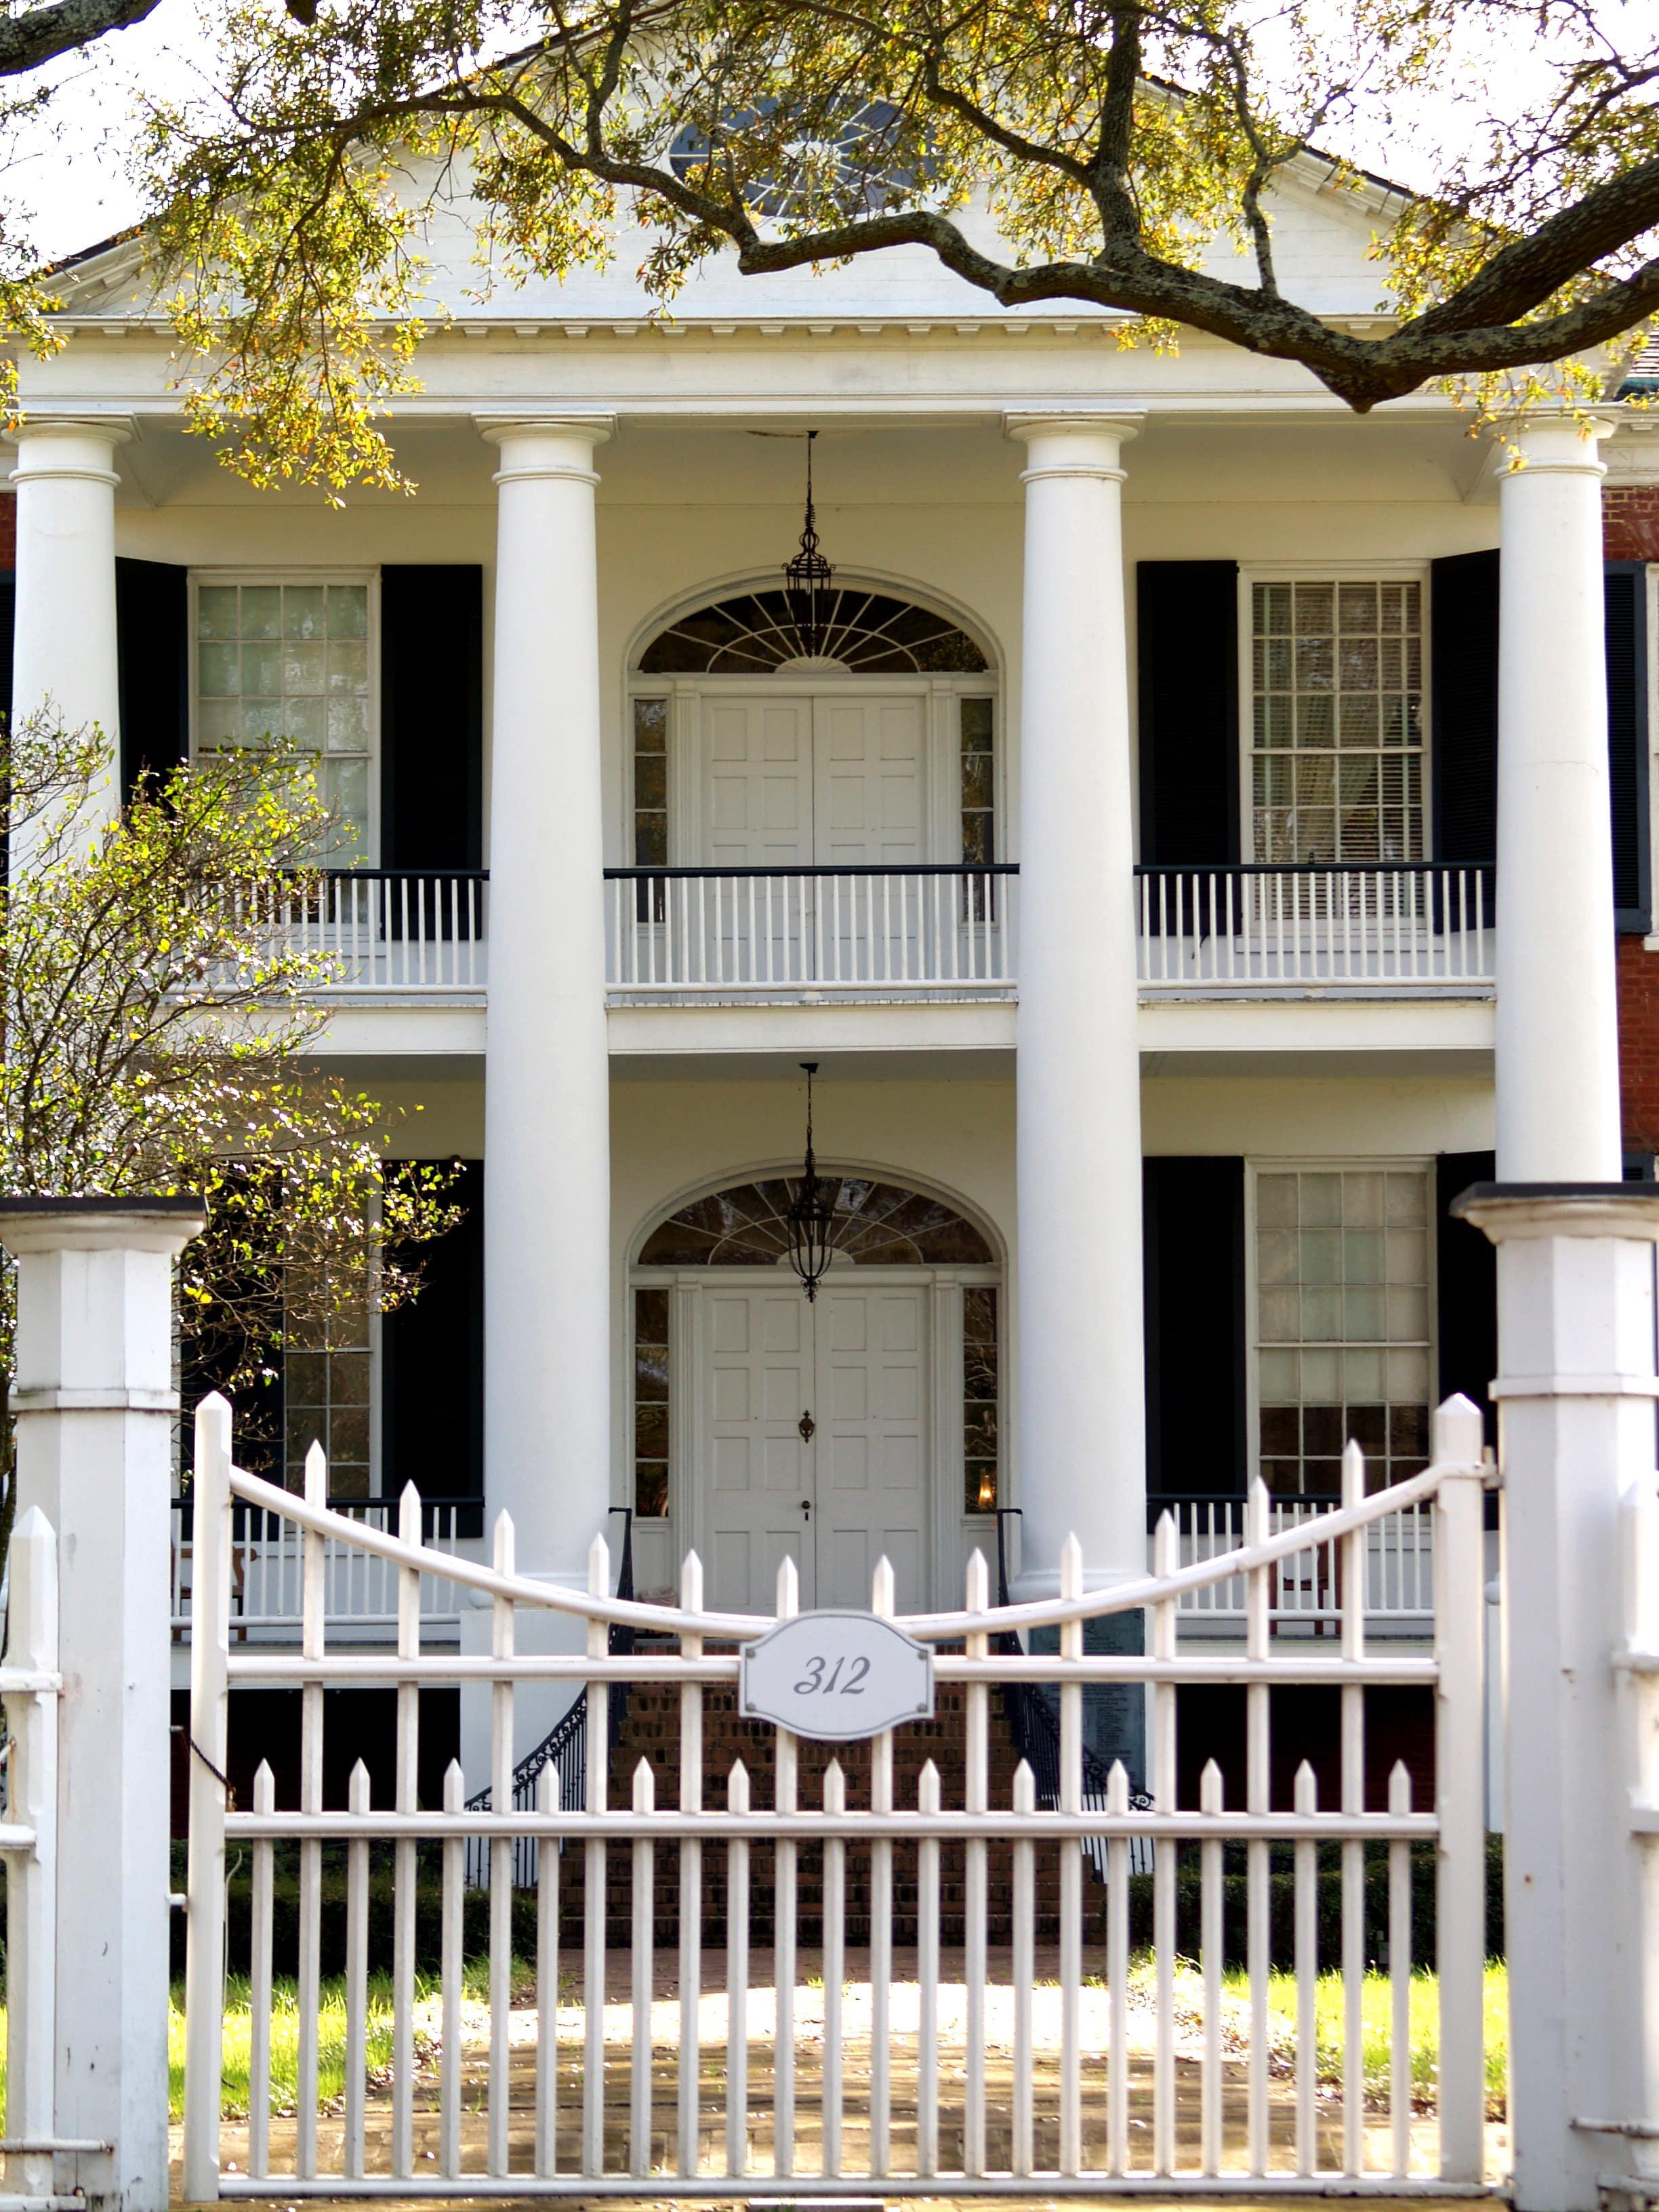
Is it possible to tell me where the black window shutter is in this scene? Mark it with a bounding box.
[1605,560,1650,933]
[1436,1151,1497,1447]
[1143,1157,1247,1503]
[1430,550,1500,876]
[382,1161,483,1523]
[1137,562,1240,865]
[0,569,15,731]
[380,567,483,870]
[115,557,188,802]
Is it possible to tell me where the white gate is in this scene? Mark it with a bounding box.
[0,1508,77,2212]
[182,1394,1492,2198]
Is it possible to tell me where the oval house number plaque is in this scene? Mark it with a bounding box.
[739,1610,935,1742]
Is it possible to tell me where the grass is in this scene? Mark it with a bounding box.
[1146,1957,1509,2114]
[0,1958,1512,2125]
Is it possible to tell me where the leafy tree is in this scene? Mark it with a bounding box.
[138,0,1659,491]
[0,716,464,1572]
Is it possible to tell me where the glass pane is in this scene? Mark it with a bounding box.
[327,696,371,752]
[283,641,327,696]
[198,642,240,699]
[285,586,327,639]
[241,642,283,699]
[241,586,282,640]
[961,697,994,750]
[328,585,369,639]
[197,586,239,640]
[634,697,668,752]
[327,640,369,694]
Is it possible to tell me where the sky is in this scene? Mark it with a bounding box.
[0,0,1635,271]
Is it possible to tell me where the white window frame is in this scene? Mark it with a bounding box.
[1237,562,1433,869]
[1244,1155,1439,1494]
[188,567,383,867]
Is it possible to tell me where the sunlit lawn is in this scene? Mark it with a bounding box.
[0,1958,1510,2122]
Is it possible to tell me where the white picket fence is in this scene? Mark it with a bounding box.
[182,1393,1492,2199]
[0,1510,78,2212]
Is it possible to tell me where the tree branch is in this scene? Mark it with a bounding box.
[0,0,162,78]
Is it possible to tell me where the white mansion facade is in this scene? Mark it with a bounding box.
[13,165,1656,1793]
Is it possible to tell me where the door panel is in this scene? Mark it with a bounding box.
[814,697,926,865]
[815,1284,929,1612]
[702,699,815,981]
[704,1286,814,1610]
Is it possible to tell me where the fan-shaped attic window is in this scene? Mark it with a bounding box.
[638,588,989,676]
[639,1175,994,1266]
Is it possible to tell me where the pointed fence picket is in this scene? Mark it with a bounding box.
[182,1392,1494,2199]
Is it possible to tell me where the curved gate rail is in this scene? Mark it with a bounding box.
[182,1393,1494,2199]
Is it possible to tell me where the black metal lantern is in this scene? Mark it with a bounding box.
[782,430,834,659]
[785,1061,836,1300]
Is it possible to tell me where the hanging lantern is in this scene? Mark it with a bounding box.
[785,1061,836,1300]
[782,430,834,659]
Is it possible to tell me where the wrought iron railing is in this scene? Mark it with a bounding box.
[464,1506,636,1887]
[993,1509,1153,1874]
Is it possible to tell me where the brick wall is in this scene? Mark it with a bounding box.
[1613,491,1659,1152]
[1605,486,1659,562]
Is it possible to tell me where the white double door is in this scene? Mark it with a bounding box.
[703,692,928,980]
[703,1278,928,1614]
[704,691,927,867]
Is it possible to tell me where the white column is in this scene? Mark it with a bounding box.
[7,418,129,861]
[475,419,613,1751]
[1005,413,1145,1597]
[1459,1186,1659,2211]
[1495,415,1621,1180]
[0,1196,205,2212]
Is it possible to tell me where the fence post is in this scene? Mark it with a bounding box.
[1455,1182,1659,2212]
[1431,1391,1488,2182]
[0,1196,205,2212]
[4,1504,59,2205]
[182,1394,233,2203]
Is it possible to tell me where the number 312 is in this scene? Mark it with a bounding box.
[792,1655,870,1695]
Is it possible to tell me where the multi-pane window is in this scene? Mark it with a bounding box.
[285,1300,373,1497]
[632,699,668,922]
[634,1288,670,1518]
[960,697,995,865]
[1251,580,1424,865]
[195,579,374,859]
[1255,1167,1431,1495]
[633,699,669,865]
[964,1285,1000,1513]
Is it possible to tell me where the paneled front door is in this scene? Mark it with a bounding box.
[703,1278,930,1613]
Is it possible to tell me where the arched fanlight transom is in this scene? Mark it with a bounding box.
[637,588,990,676]
[638,1174,994,1267]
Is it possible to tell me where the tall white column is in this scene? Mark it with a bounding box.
[1006,413,1146,1599]
[7,418,128,861]
[1495,415,1620,1180]
[1458,1187,1659,2211]
[0,1196,205,2212]
[477,416,614,1607]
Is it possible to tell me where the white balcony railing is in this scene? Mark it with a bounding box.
[1156,1491,1435,1624]
[267,861,1495,1004]
[260,870,489,989]
[1135,861,1494,992]
[169,1493,471,1635]
[605,864,1019,995]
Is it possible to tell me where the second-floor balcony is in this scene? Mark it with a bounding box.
[281,859,1496,1004]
